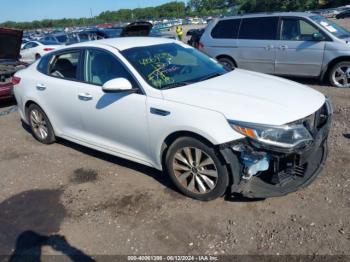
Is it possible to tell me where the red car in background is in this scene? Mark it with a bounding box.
[0,28,27,100]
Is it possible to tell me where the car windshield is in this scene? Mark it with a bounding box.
[55,34,68,43]
[310,15,350,39]
[121,43,228,89]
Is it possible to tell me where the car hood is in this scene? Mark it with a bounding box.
[0,28,23,60]
[121,21,153,37]
[162,69,326,126]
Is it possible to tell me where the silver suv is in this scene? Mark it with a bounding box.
[200,12,350,88]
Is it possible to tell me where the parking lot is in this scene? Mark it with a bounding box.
[0,20,350,258]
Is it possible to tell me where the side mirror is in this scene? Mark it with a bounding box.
[312,32,325,41]
[102,78,136,93]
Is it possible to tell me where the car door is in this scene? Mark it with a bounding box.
[236,16,279,74]
[77,48,150,163]
[274,17,326,77]
[37,49,85,138]
[20,42,39,63]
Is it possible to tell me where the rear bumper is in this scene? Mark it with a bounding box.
[0,82,13,99]
[220,102,332,199]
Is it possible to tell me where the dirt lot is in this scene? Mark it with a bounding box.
[0,19,349,259]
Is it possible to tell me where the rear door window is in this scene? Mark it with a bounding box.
[211,19,241,39]
[239,17,279,40]
[49,51,81,80]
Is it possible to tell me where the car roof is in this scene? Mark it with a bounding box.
[219,12,317,20]
[67,37,176,51]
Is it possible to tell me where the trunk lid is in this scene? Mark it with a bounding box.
[121,21,153,37]
[0,28,23,61]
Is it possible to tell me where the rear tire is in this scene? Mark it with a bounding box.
[28,104,56,144]
[165,137,229,201]
[217,57,235,71]
[35,54,41,60]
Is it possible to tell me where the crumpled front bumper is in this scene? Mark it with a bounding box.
[219,100,333,199]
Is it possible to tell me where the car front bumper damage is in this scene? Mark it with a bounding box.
[220,101,332,198]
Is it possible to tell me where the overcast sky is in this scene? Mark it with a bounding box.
[0,0,187,22]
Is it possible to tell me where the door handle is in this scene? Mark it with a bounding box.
[150,108,171,116]
[265,45,274,50]
[78,93,93,101]
[36,84,46,91]
[279,45,289,50]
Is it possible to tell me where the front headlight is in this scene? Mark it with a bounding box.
[229,121,313,149]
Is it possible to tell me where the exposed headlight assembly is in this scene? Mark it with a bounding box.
[229,120,313,149]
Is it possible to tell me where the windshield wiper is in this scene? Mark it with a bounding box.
[162,81,193,90]
[198,72,224,82]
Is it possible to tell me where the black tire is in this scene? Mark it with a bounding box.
[35,54,41,60]
[329,61,350,88]
[27,104,56,144]
[217,56,235,71]
[165,137,229,201]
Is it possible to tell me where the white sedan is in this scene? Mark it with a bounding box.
[13,37,332,201]
[20,40,60,63]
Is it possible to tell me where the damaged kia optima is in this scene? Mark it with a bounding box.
[13,37,332,201]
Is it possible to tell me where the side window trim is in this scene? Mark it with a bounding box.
[46,48,83,82]
[238,16,279,40]
[278,16,331,41]
[82,47,144,94]
[211,18,242,39]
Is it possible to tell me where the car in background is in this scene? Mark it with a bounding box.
[20,40,61,63]
[200,12,350,88]
[0,28,27,100]
[99,27,123,38]
[41,32,69,45]
[13,37,332,201]
[336,9,350,19]
[187,28,205,48]
[21,38,30,49]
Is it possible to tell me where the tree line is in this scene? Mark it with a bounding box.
[0,0,348,30]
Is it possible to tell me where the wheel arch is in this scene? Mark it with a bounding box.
[216,55,237,68]
[160,130,228,171]
[24,100,40,121]
[24,100,58,135]
[322,56,350,81]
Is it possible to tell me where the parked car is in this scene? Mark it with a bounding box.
[13,37,332,201]
[187,29,205,48]
[41,32,69,44]
[200,12,350,88]
[120,21,176,39]
[20,40,61,63]
[0,28,27,100]
[99,27,123,38]
[336,9,350,19]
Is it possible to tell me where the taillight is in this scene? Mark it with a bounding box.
[44,48,54,51]
[12,76,21,85]
[198,42,204,49]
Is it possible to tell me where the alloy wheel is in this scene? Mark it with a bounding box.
[172,147,218,194]
[30,109,49,140]
[332,63,350,88]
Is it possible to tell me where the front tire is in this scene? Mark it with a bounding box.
[329,61,350,88]
[28,104,56,144]
[165,137,229,201]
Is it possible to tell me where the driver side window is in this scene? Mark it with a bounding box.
[84,49,133,86]
[281,18,325,41]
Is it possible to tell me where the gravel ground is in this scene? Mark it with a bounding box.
[0,19,349,259]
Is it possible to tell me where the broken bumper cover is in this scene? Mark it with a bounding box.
[220,101,332,198]
[0,82,14,99]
